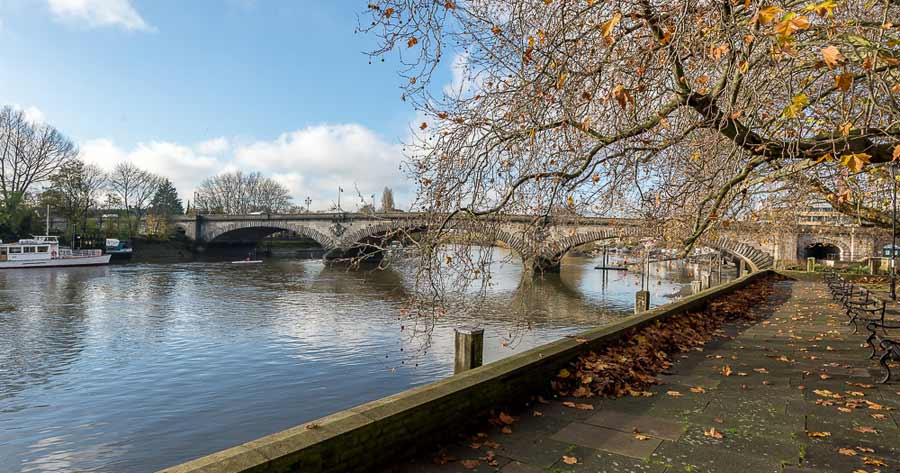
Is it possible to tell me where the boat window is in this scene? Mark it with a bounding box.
[37,246,49,253]
[23,246,36,253]
[9,247,22,254]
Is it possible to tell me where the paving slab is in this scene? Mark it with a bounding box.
[584,410,684,441]
[550,422,663,459]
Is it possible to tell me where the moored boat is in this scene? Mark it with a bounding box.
[0,236,111,269]
[105,238,134,260]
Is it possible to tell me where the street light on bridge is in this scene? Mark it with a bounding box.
[304,196,312,213]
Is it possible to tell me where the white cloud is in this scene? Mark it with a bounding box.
[194,137,229,155]
[77,124,411,211]
[47,0,154,32]
[22,106,45,124]
[10,104,46,124]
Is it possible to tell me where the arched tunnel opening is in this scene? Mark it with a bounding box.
[207,227,327,259]
[802,243,841,261]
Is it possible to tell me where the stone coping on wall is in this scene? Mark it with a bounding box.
[158,270,773,473]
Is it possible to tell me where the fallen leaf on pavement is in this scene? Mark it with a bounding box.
[854,426,878,434]
[460,459,480,469]
[704,427,723,439]
[862,457,887,467]
[807,431,831,438]
[562,456,578,465]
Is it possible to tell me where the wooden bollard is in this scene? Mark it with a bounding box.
[454,326,484,374]
[691,280,702,294]
[634,290,650,314]
[807,257,815,273]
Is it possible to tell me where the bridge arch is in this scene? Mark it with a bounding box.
[797,235,850,262]
[539,231,773,273]
[206,221,338,250]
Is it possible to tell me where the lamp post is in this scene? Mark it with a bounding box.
[892,163,897,300]
[304,196,312,213]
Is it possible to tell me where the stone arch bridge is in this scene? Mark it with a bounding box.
[173,213,775,273]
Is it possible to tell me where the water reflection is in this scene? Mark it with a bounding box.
[0,249,705,472]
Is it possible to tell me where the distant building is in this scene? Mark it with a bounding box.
[797,201,853,226]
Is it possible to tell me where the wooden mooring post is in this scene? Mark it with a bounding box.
[807,257,815,273]
[454,326,484,374]
[634,290,650,314]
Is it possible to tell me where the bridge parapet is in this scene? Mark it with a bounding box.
[172,213,775,272]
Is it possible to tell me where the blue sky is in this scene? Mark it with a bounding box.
[0,0,441,209]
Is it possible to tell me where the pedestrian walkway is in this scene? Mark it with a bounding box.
[382,279,900,472]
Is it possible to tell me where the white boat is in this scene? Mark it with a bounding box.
[0,236,111,269]
[231,260,263,264]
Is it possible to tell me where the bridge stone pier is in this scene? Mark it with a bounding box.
[172,213,776,273]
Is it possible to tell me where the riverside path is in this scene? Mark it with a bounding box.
[381,278,900,473]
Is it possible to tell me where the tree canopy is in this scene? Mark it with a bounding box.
[364,0,900,250]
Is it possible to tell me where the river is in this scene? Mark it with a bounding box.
[0,249,715,472]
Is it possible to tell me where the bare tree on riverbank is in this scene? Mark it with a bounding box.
[0,106,77,229]
[193,171,292,214]
[108,162,162,236]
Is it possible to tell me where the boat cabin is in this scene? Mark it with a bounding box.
[0,236,60,263]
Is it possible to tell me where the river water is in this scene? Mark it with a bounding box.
[0,250,712,472]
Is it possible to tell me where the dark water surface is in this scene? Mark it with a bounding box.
[0,250,709,472]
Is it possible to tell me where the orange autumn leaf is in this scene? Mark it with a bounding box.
[893,145,900,161]
[612,85,632,110]
[807,431,831,438]
[836,447,857,456]
[460,459,480,469]
[562,456,578,465]
[634,433,651,441]
[839,153,871,173]
[666,390,682,397]
[835,73,853,91]
[704,427,723,439]
[407,37,418,48]
[601,13,622,38]
[863,457,887,467]
[854,426,878,434]
[754,6,784,26]
[498,412,516,425]
[821,45,844,69]
[721,365,733,376]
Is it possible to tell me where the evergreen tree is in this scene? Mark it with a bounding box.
[381,187,395,212]
[150,179,184,216]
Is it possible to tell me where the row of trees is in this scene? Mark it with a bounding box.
[192,171,293,214]
[1,103,403,240]
[42,160,184,239]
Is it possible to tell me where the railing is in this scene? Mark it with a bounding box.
[59,249,103,258]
